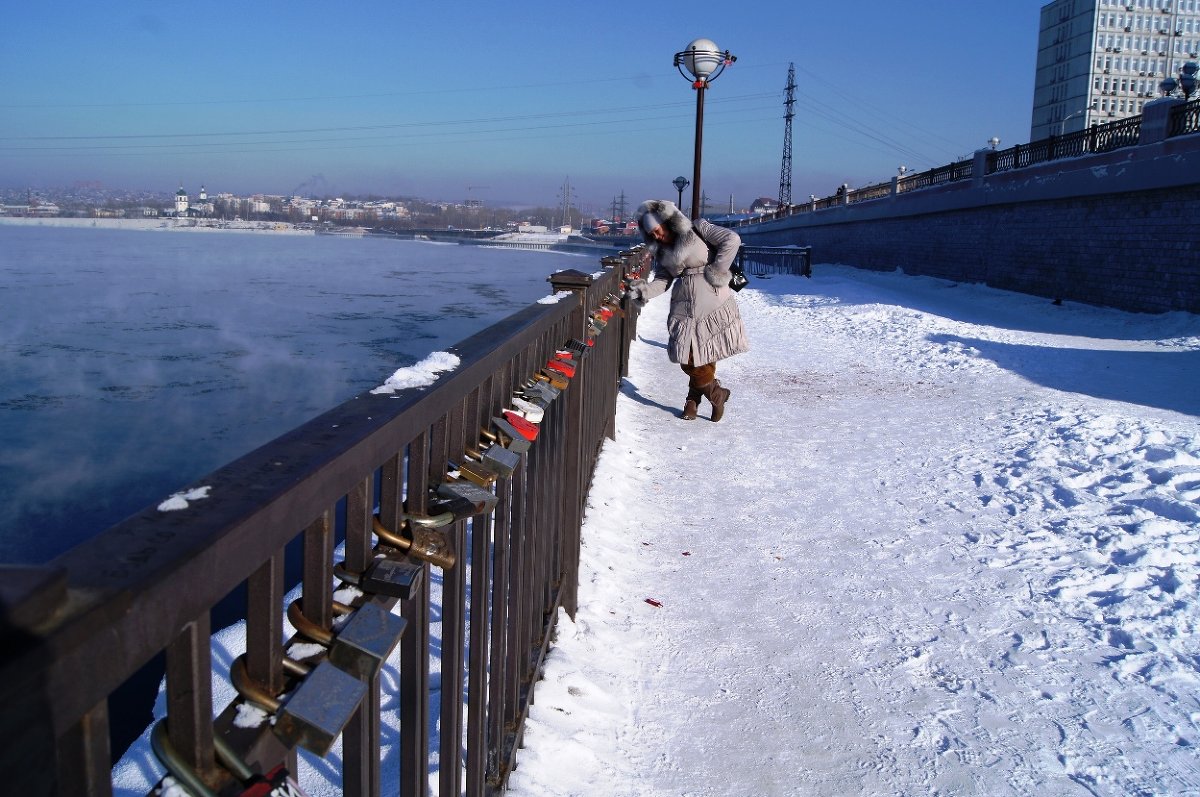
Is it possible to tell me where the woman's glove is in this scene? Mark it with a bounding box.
[627,278,650,306]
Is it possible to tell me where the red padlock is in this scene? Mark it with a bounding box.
[545,359,575,378]
[502,410,540,440]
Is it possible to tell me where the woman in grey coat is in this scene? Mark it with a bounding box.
[628,199,749,421]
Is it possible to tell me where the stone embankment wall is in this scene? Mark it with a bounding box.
[740,111,1200,314]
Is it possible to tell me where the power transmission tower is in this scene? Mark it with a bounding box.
[779,63,796,208]
[557,176,574,230]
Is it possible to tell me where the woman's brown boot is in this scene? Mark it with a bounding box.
[698,380,731,422]
[681,387,702,420]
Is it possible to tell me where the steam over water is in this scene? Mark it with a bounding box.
[0,225,592,563]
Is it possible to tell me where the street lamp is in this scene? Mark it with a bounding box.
[1059,103,1095,135]
[1161,60,1199,98]
[672,176,689,209]
[674,38,736,220]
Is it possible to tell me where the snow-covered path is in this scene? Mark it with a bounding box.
[507,266,1200,797]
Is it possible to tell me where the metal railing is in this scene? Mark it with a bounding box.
[1169,96,1200,137]
[736,245,813,278]
[0,247,647,796]
[728,95,1200,230]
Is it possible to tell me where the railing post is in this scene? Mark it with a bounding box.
[547,269,594,620]
[0,566,66,796]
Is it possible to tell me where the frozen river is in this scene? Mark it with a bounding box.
[0,224,597,563]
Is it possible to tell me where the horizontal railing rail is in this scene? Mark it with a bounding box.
[0,247,647,797]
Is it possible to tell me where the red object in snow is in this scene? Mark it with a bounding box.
[644,598,662,608]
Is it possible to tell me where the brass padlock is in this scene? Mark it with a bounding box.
[536,370,569,391]
[372,515,456,569]
[450,459,497,488]
[151,719,317,797]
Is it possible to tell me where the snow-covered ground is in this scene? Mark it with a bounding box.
[506,265,1200,797]
[115,264,1200,796]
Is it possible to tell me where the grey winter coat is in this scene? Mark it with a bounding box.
[634,199,750,365]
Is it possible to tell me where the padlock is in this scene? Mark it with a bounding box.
[272,660,369,756]
[328,600,407,680]
[436,478,499,513]
[487,418,533,452]
[372,515,457,569]
[501,410,541,439]
[359,556,424,600]
[523,378,560,401]
[228,656,367,757]
[536,369,569,391]
[509,396,545,423]
[545,359,575,378]
[514,386,553,408]
[565,338,588,356]
[450,458,498,488]
[427,491,484,519]
[468,442,521,477]
[151,719,316,797]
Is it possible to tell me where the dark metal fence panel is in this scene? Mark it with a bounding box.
[736,245,813,278]
[0,248,646,796]
[1169,97,1200,137]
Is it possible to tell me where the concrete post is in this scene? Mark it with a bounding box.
[1139,97,1185,144]
[972,148,992,186]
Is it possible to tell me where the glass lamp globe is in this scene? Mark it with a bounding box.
[683,38,723,80]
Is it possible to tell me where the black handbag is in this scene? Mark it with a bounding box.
[729,264,749,292]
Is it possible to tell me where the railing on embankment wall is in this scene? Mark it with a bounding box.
[0,246,649,797]
[722,95,1200,314]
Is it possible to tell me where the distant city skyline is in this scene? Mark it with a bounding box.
[1,1,1049,210]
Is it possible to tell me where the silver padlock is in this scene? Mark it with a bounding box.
[328,601,407,680]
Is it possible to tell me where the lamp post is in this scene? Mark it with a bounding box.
[1161,60,1199,98]
[674,38,735,220]
[672,176,689,210]
[1059,104,1095,135]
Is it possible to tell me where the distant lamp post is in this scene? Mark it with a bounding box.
[672,175,690,209]
[674,38,736,220]
[897,165,908,176]
[1058,104,1095,135]
[988,137,1001,150]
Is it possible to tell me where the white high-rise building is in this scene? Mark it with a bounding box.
[1031,0,1200,141]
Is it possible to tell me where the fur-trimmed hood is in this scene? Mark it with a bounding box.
[635,199,695,252]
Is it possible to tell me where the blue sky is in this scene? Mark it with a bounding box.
[0,1,1048,211]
